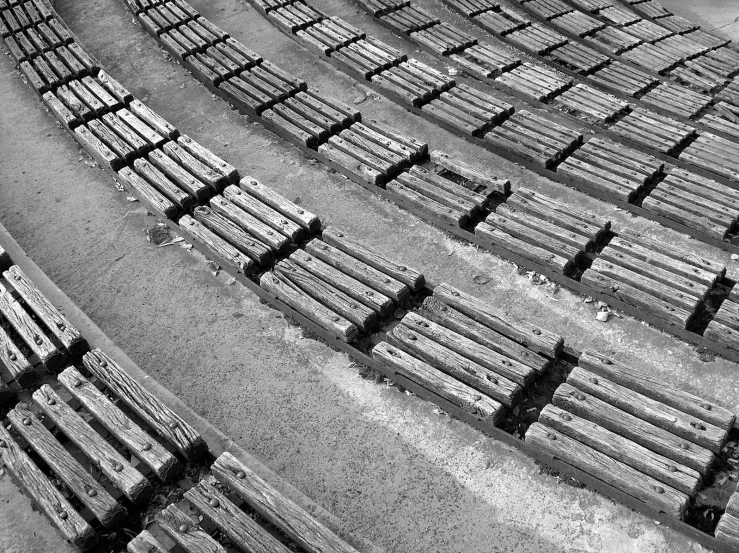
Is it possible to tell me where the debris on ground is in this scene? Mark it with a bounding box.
[144,225,173,245]
[596,311,610,322]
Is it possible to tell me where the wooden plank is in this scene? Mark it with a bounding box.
[400,311,535,386]
[4,265,84,354]
[578,350,735,432]
[496,204,592,251]
[581,269,693,328]
[148,150,211,202]
[642,196,729,239]
[117,166,179,219]
[118,108,166,148]
[128,99,178,139]
[223,185,303,242]
[716,514,739,549]
[33,384,153,504]
[275,260,377,332]
[385,180,469,227]
[162,141,227,191]
[209,195,288,254]
[289,249,393,317]
[0,282,62,369]
[318,143,383,186]
[212,451,362,553]
[304,238,409,302]
[0,424,97,550]
[526,423,689,519]
[260,271,358,342]
[714,299,739,331]
[157,503,227,553]
[185,480,292,553]
[430,150,509,193]
[238,176,319,232]
[540,404,701,495]
[0,323,34,387]
[133,158,194,210]
[102,113,148,154]
[58,366,181,482]
[396,172,478,215]
[420,296,550,374]
[83,348,206,461]
[362,118,427,160]
[704,320,739,353]
[408,165,490,207]
[485,212,584,262]
[388,322,521,406]
[74,125,121,171]
[553,383,715,474]
[434,282,562,356]
[127,530,167,553]
[180,214,255,274]
[321,226,424,291]
[728,492,739,518]
[9,403,127,528]
[193,205,272,266]
[476,222,573,274]
[372,341,504,423]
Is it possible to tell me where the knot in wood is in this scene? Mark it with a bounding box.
[209,498,220,508]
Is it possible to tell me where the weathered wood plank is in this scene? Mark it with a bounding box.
[289,249,393,317]
[526,423,689,519]
[148,150,210,202]
[212,451,362,553]
[321,226,424,291]
[304,239,409,302]
[0,282,63,369]
[434,283,562,357]
[0,423,97,550]
[539,404,701,495]
[385,179,469,226]
[428,154,509,193]
[33,384,153,504]
[408,165,490,207]
[485,212,585,262]
[179,214,255,275]
[510,187,610,235]
[129,99,178,139]
[260,271,358,342]
[275,260,377,332]
[177,134,238,184]
[704,319,739,353]
[9,403,127,528]
[193,205,272,266]
[553,383,715,474]
[402,310,535,386]
[118,109,166,148]
[568,367,726,452]
[162,141,226,191]
[729,492,739,517]
[127,530,167,553]
[0,323,34,388]
[185,480,292,553]
[239,176,320,232]
[716,513,739,549]
[116,166,179,220]
[157,503,226,553]
[388,322,522,406]
[223,185,303,242]
[396,171,478,215]
[578,351,735,432]
[59,366,181,482]
[4,265,84,354]
[209,195,288,254]
[83,348,206,461]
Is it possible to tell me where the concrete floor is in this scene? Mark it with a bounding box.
[0,0,738,550]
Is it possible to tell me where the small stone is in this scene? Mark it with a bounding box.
[596,311,610,322]
[732,254,739,261]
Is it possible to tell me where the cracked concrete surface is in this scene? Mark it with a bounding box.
[0,0,737,550]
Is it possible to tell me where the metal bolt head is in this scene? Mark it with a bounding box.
[9,353,16,361]
[0,440,6,448]
[451,290,459,296]
[399,266,407,272]
[22,417,32,426]
[590,377,598,385]
[533,329,541,335]
[654,485,665,494]
[383,278,390,283]
[408,334,417,341]
[142,443,152,451]
[33,335,42,345]
[72,379,82,388]
[576,393,586,401]
[236,470,246,479]
[680,442,689,450]
[546,432,556,440]
[179,524,189,533]
[113,462,123,472]
[47,397,56,406]
[667,464,677,472]
[561,413,572,422]
[13,274,20,281]
[502,360,511,366]
[701,403,712,411]
[604,359,612,365]
[297,209,304,214]
[336,232,343,237]
[330,316,339,322]
[100,360,107,367]
[168,421,178,430]
[59,511,68,520]
[87,489,97,497]
[209,498,220,508]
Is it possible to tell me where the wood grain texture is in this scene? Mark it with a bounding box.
[103,113,149,154]
[372,341,503,424]
[210,195,288,254]
[0,322,35,387]
[83,348,206,461]
[129,99,178,138]
[118,108,166,148]
[0,281,62,369]
[9,403,126,528]
[526,423,688,519]
[179,214,255,275]
[116,166,179,220]
[275,260,377,332]
[223,185,303,242]
[289,249,393,317]
[539,404,701,495]
[157,503,226,553]
[318,142,383,185]
[4,265,84,354]
[385,180,468,227]
[0,424,97,550]
[127,530,168,553]
[193,205,272,266]
[430,150,510,193]
[185,480,292,553]
[239,176,320,232]
[401,311,535,386]
[148,150,210,201]
[388,323,521,406]
[408,165,490,208]
[59,366,181,482]
[553,383,715,474]
[33,384,153,504]
[578,350,735,432]
[163,141,226,191]
[434,283,562,356]
[260,271,358,342]
[727,491,739,518]
[177,134,238,184]
[305,239,409,303]
[568,367,726,453]
[321,226,424,291]
[133,158,193,210]
[716,513,739,548]
[212,451,362,553]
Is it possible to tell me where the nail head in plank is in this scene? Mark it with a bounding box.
[127,529,168,553]
[156,503,227,553]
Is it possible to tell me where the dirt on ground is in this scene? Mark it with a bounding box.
[0,0,738,551]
